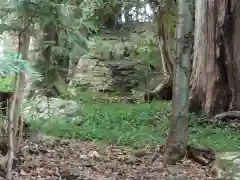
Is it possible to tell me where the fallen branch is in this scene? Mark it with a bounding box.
[215,111,240,120]
[144,76,172,102]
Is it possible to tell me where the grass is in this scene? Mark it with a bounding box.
[1,76,239,152]
[29,92,240,152]
[30,101,170,148]
[0,75,14,91]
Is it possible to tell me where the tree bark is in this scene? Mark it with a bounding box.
[190,0,240,116]
[227,0,240,110]
[6,75,19,180]
[41,23,67,95]
[6,13,31,179]
[163,0,193,166]
[189,0,208,113]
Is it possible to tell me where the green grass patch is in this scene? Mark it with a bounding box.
[0,75,14,91]
[29,99,240,152]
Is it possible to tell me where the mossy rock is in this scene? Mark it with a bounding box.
[212,152,240,179]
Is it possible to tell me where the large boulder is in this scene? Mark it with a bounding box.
[212,152,240,179]
[106,59,142,92]
[70,56,112,91]
[24,96,79,120]
[111,40,133,58]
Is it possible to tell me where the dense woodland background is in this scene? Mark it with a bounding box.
[0,0,239,179]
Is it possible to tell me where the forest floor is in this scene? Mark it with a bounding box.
[0,82,239,179]
[17,92,238,180]
[8,136,218,180]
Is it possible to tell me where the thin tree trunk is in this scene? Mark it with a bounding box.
[13,15,31,151]
[6,13,31,179]
[163,0,193,166]
[41,23,67,95]
[6,74,19,180]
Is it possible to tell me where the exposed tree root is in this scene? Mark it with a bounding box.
[0,153,20,177]
[149,144,216,167]
[187,146,216,166]
[156,143,216,166]
[0,136,24,176]
[215,111,240,120]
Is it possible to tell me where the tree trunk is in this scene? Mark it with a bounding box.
[189,0,208,113]
[6,13,31,179]
[190,0,240,116]
[41,23,67,95]
[163,0,193,166]
[14,16,31,152]
[225,0,240,110]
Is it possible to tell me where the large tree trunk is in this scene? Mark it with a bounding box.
[190,0,240,116]
[189,0,208,113]
[227,0,240,110]
[163,0,193,166]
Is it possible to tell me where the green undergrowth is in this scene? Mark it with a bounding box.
[29,96,240,152]
[0,75,14,91]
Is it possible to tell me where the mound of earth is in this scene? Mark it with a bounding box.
[4,136,218,180]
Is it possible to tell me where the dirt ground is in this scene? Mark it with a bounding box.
[1,135,218,180]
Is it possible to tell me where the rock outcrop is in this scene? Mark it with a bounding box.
[70,55,147,93]
[212,152,240,180]
[24,96,79,120]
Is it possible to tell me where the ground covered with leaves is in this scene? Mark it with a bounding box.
[6,136,218,180]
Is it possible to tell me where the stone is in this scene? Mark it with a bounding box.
[87,150,101,159]
[70,55,145,93]
[111,40,133,58]
[212,152,240,180]
[70,56,112,91]
[23,96,79,120]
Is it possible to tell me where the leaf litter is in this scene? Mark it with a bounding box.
[1,134,218,180]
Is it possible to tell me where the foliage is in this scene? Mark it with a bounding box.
[36,0,90,58]
[87,37,114,59]
[0,75,14,91]
[0,50,40,92]
[134,37,159,66]
[0,0,160,91]
[0,51,26,74]
[0,48,42,85]
[0,0,94,88]
[154,0,178,39]
[29,93,240,151]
